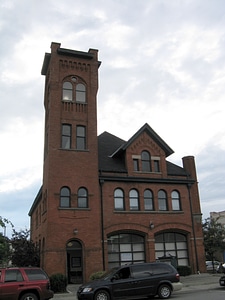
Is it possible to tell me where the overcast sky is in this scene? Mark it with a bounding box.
[0,0,225,236]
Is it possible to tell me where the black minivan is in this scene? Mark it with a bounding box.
[77,262,182,300]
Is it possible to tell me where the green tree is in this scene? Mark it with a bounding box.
[10,229,40,267]
[0,216,13,266]
[203,217,225,271]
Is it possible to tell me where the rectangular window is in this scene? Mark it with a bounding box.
[133,159,139,171]
[154,160,160,172]
[62,124,71,149]
[76,126,86,150]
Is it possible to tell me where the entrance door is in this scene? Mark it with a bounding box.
[66,240,83,284]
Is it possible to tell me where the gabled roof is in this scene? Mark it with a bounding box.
[110,123,174,158]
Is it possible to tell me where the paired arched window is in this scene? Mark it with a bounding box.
[78,187,88,208]
[141,151,151,172]
[114,188,125,210]
[171,190,181,211]
[62,80,86,103]
[129,189,139,210]
[158,190,167,211]
[60,187,71,207]
[144,189,154,210]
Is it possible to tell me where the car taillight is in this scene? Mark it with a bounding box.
[175,273,180,281]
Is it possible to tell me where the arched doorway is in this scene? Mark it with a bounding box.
[66,240,83,284]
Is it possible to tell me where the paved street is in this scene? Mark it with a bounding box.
[53,273,223,300]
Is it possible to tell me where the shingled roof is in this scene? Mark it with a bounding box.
[98,125,188,177]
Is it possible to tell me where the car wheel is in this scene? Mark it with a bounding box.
[158,284,172,299]
[20,293,38,300]
[95,289,110,300]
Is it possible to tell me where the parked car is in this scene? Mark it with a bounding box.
[219,263,225,286]
[206,260,221,272]
[77,262,182,300]
[0,267,54,300]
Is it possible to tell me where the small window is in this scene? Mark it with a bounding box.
[133,159,139,171]
[154,160,160,172]
[144,189,154,210]
[114,188,125,210]
[62,124,71,149]
[60,187,71,207]
[76,83,86,103]
[129,189,139,211]
[78,187,88,208]
[62,82,73,101]
[141,151,151,172]
[158,190,167,211]
[76,126,86,150]
[172,190,181,211]
[5,270,24,282]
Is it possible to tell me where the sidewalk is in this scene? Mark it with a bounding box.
[53,273,222,300]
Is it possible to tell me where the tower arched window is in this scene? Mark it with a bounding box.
[114,188,125,210]
[76,83,86,103]
[78,187,88,208]
[141,151,151,172]
[158,190,167,211]
[129,189,139,211]
[60,187,71,207]
[62,82,73,101]
[171,190,181,211]
[144,189,154,210]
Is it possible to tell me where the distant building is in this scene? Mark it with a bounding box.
[210,211,225,226]
[29,42,206,283]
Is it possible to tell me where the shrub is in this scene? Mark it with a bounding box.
[177,265,192,276]
[89,271,106,280]
[50,273,68,293]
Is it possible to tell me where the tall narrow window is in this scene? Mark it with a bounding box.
[129,189,139,211]
[144,189,154,210]
[62,82,73,101]
[62,124,71,149]
[78,187,88,208]
[60,187,71,207]
[141,151,151,172]
[114,188,124,210]
[76,83,86,103]
[76,126,86,150]
[172,190,181,211]
[158,190,167,211]
[154,160,160,172]
[133,159,139,171]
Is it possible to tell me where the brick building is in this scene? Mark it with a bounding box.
[29,42,206,283]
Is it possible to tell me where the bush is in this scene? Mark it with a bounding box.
[177,265,191,276]
[89,271,106,280]
[50,273,68,293]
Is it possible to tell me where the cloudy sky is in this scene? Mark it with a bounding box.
[0,0,224,236]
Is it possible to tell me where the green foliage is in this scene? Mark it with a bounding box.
[0,233,10,267]
[0,217,14,229]
[202,217,225,264]
[10,229,40,267]
[177,265,191,276]
[50,273,68,293]
[89,271,106,280]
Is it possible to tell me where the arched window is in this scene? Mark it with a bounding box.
[155,232,189,266]
[158,190,167,211]
[144,189,154,210]
[114,188,124,210]
[141,151,151,172]
[76,83,86,103]
[171,190,181,211]
[107,233,145,268]
[129,189,139,210]
[60,187,71,207]
[78,187,88,208]
[62,82,73,101]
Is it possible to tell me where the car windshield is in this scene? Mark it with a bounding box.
[99,267,120,280]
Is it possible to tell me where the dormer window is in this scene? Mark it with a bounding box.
[141,151,151,172]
